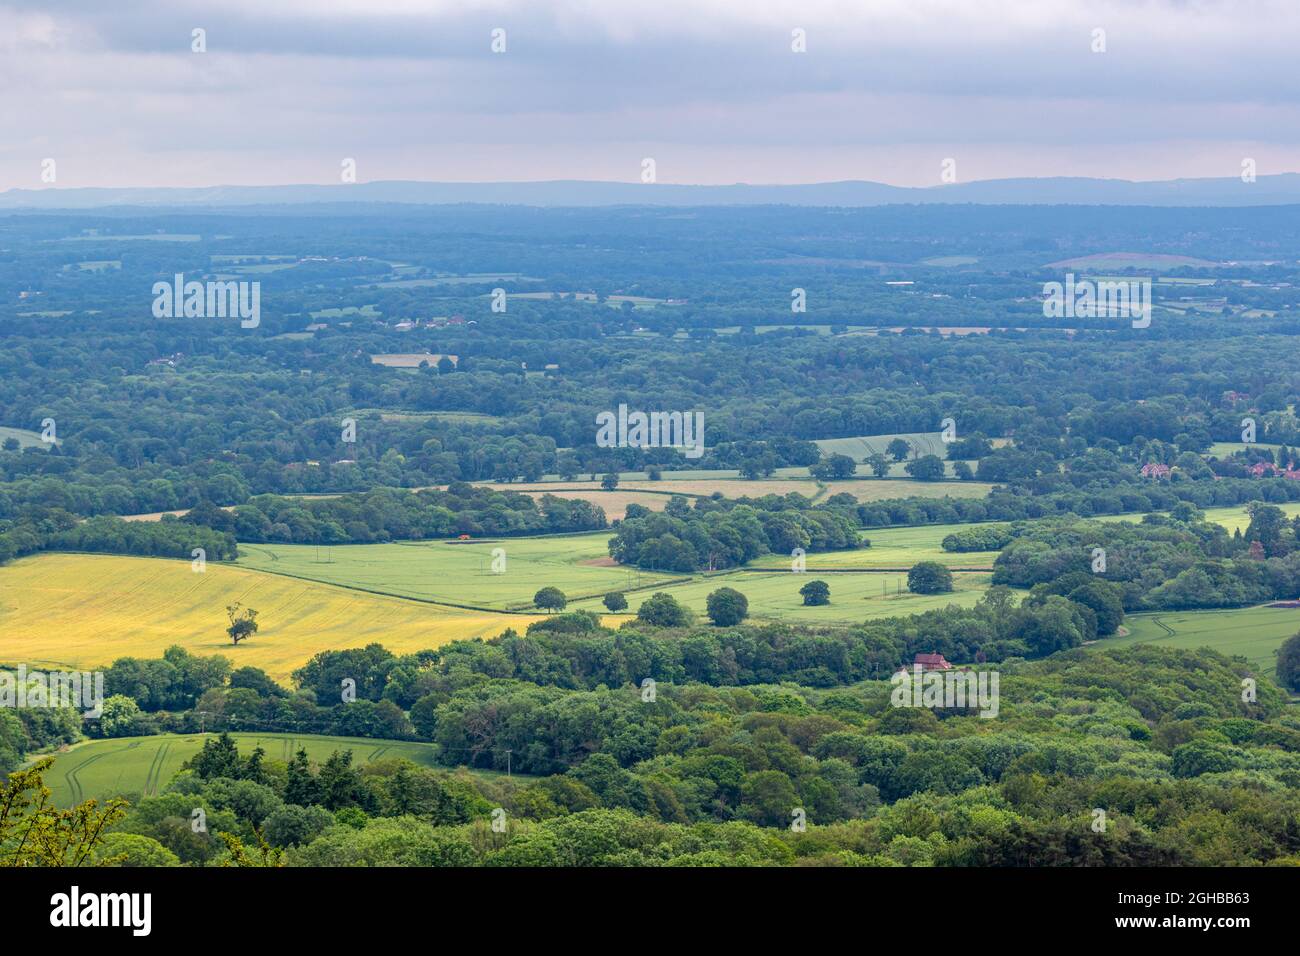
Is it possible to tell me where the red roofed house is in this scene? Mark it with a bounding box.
[1249,461,1277,478]
[913,653,952,672]
[1140,462,1171,480]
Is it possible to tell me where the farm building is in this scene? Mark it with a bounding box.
[913,652,952,672]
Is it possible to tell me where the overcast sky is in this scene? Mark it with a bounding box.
[3,0,1299,189]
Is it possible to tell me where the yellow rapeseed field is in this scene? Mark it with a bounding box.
[0,553,540,682]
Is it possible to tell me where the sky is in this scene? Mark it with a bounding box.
[2,0,1299,190]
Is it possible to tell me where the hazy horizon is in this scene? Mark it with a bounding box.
[5,0,1300,191]
[8,171,1300,192]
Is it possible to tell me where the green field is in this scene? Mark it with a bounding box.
[1102,605,1300,674]
[0,425,51,449]
[814,431,953,460]
[210,254,296,263]
[750,521,1002,570]
[1202,503,1300,533]
[1045,253,1219,269]
[38,733,446,807]
[570,569,999,623]
[921,255,980,267]
[309,304,380,319]
[235,533,684,611]
[1207,441,1283,458]
[56,233,201,242]
[1091,503,1300,535]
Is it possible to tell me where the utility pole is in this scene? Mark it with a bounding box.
[505,749,512,777]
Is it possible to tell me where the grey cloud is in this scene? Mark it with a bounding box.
[2,0,1299,187]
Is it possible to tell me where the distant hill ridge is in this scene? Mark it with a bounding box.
[5,174,1300,209]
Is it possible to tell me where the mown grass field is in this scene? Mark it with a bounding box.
[1201,503,1300,534]
[570,570,998,623]
[38,733,445,807]
[0,553,537,681]
[1096,503,1300,535]
[1101,605,1300,674]
[750,521,1003,570]
[235,533,683,611]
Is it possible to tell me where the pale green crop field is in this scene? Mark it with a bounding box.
[1202,503,1300,534]
[814,431,952,460]
[1208,442,1283,458]
[1090,503,1300,535]
[309,304,380,319]
[1094,503,1300,535]
[235,533,684,611]
[39,733,446,807]
[1102,605,1299,675]
[749,521,1003,570]
[570,569,999,623]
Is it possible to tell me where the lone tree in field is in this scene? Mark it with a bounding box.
[226,603,260,644]
[534,586,567,612]
[636,592,692,627]
[907,561,953,595]
[799,580,830,606]
[886,438,912,462]
[601,472,620,491]
[1278,631,1300,692]
[603,591,628,612]
[706,587,749,626]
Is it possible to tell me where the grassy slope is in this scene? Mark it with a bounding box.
[0,425,51,449]
[39,732,448,806]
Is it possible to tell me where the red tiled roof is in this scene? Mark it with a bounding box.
[913,653,951,669]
